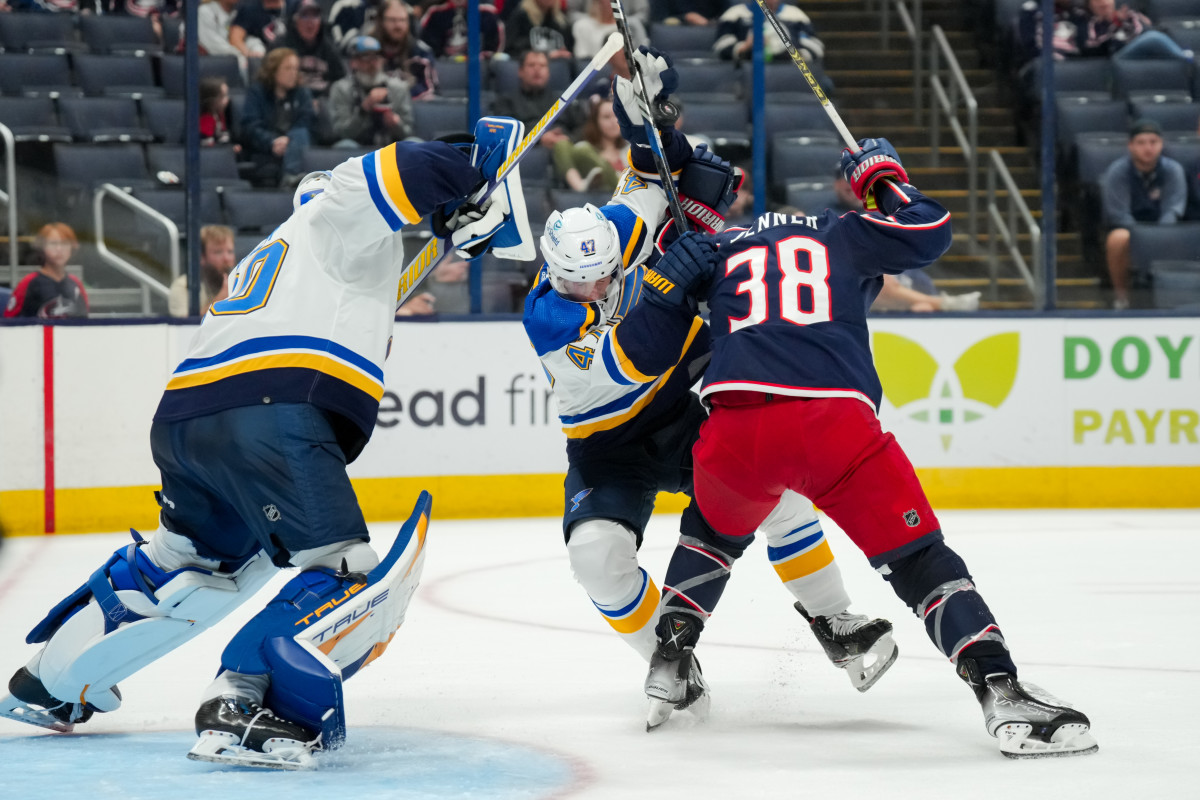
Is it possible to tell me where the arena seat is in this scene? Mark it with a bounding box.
[0,97,72,143]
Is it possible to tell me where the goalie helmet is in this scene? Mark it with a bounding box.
[541,204,624,308]
[293,170,333,211]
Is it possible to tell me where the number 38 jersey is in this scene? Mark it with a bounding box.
[154,142,482,451]
[702,182,952,411]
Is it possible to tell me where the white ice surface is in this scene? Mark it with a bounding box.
[0,509,1196,798]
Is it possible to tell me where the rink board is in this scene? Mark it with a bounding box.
[0,316,1197,535]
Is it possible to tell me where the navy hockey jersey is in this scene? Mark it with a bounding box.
[701,181,952,410]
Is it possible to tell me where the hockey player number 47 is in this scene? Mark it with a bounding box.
[725,236,831,333]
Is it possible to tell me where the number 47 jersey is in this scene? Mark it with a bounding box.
[701,182,952,411]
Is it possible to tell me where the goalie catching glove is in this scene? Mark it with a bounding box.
[840,137,909,204]
[612,45,679,146]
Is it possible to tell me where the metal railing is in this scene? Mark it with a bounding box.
[929,24,979,248]
[1,122,17,284]
[93,183,174,315]
[878,0,923,124]
[986,149,1043,306]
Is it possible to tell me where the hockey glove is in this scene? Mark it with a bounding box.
[840,137,909,205]
[431,195,509,259]
[612,45,679,146]
[678,144,743,234]
[643,231,719,310]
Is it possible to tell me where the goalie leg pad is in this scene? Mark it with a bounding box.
[567,519,660,661]
[760,491,851,618]
[880,540,1017,675]
[218,491,433,749]
[470,116,534,260]
[9,528,274,716]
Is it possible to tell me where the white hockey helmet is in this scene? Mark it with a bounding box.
[293,170,333,211]
[540,204,623,305]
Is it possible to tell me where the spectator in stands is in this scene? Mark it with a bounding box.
[714,0,823,64]
[168,224,237,318]
[199,76,239,150]
[4,223,88,320]
[506,0,574,60]
[330,0,380,51]
[396,291,437,315]
[229,0,290,57]
[491,49,583,151]
[275,0,347,100]
[553,94,627,193]
[651,0,727,26]
[420,0,504,59]
[371,0,439,100]
[1101,118,1187,309]
[573,0,645,61]
[1015,0,1082,69]
[1077,0,1193,61]
[566,0,648,27]
[241,47,316,187]
[329,35,415,147]
[197,0,243,56]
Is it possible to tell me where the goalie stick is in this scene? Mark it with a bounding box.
[609,0,689,233]
[395,32,626,309]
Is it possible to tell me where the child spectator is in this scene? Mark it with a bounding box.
[4,223,88,319]
[199,76,238,149]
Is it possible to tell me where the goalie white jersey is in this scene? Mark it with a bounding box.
[155,142,484,453]
[523,167,709,458]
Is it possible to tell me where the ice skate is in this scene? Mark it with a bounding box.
[958,657,1098,759]
[795,602,897,692]
[187,696,321,770]
[644,612,710,731]
[0,665,119,733]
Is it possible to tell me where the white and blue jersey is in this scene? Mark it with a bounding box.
[523,167,709,459]
[155,142,483,455]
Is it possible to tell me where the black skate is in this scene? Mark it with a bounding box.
[795,602,898,692]
[958,657,1099,759]
[0,666,120,733]
[644,612,710,731]
[187,696,321,770]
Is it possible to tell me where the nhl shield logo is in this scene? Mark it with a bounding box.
[903,509,920,527]
[263,504,282,522]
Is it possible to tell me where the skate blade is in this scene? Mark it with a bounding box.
[845,635,899,693]
[646,698,675,732]
[187,731,316,770]
[997,722,1099,759]
[0,694,74,733]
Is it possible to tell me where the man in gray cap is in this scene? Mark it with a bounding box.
[328,35,415,147]
[1100,117,1186,309]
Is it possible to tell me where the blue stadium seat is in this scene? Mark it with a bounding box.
[0,13,81,54]
[489,57,571,96]
[1056,97,1128,163]
[1145,0,1200,23]
[0,53,76,98]
[1041,58,1115,99]
[159,55,245,97]
[1129,223,1200,306]
[515,142,553,187]
[59,96,154,143]
[145,143,245,187]
[741,62,831,103]
[1130,99,1200,132]
[411,99,469,141]
[1113,59,1192,103]
[784,182,839,215]
[673,58,742,103]
[73,54,160,99]
[142,97,185,144]
[649,23,719,59]
[678,99,749,151]
[765,101,840,139]
[769,137,844,198]
[1074,132,1129,187]
[222,188,294,235]
[301,146,368,173]
[79,15,160,57]
[1164,136,1200,173]
[0,97,71,143]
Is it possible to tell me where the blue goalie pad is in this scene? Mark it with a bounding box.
[471,116,534,260]
[220,491,434,749]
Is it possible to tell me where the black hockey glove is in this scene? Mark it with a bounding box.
[643,231,719,310]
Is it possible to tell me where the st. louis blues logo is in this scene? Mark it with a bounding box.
[580,239,596,256]
[570,488,593,512]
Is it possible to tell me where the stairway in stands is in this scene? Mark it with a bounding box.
[806,0,1102,308]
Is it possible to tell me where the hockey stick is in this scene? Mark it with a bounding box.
[609,0,690,233]
[396,31,626,308]
[750,0,856,150]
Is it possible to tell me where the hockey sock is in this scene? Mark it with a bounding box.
[660,503,752,619]
[879,541,1017,675]
[764,518,850,618]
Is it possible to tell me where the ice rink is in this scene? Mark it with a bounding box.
[0,508,1196,798]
